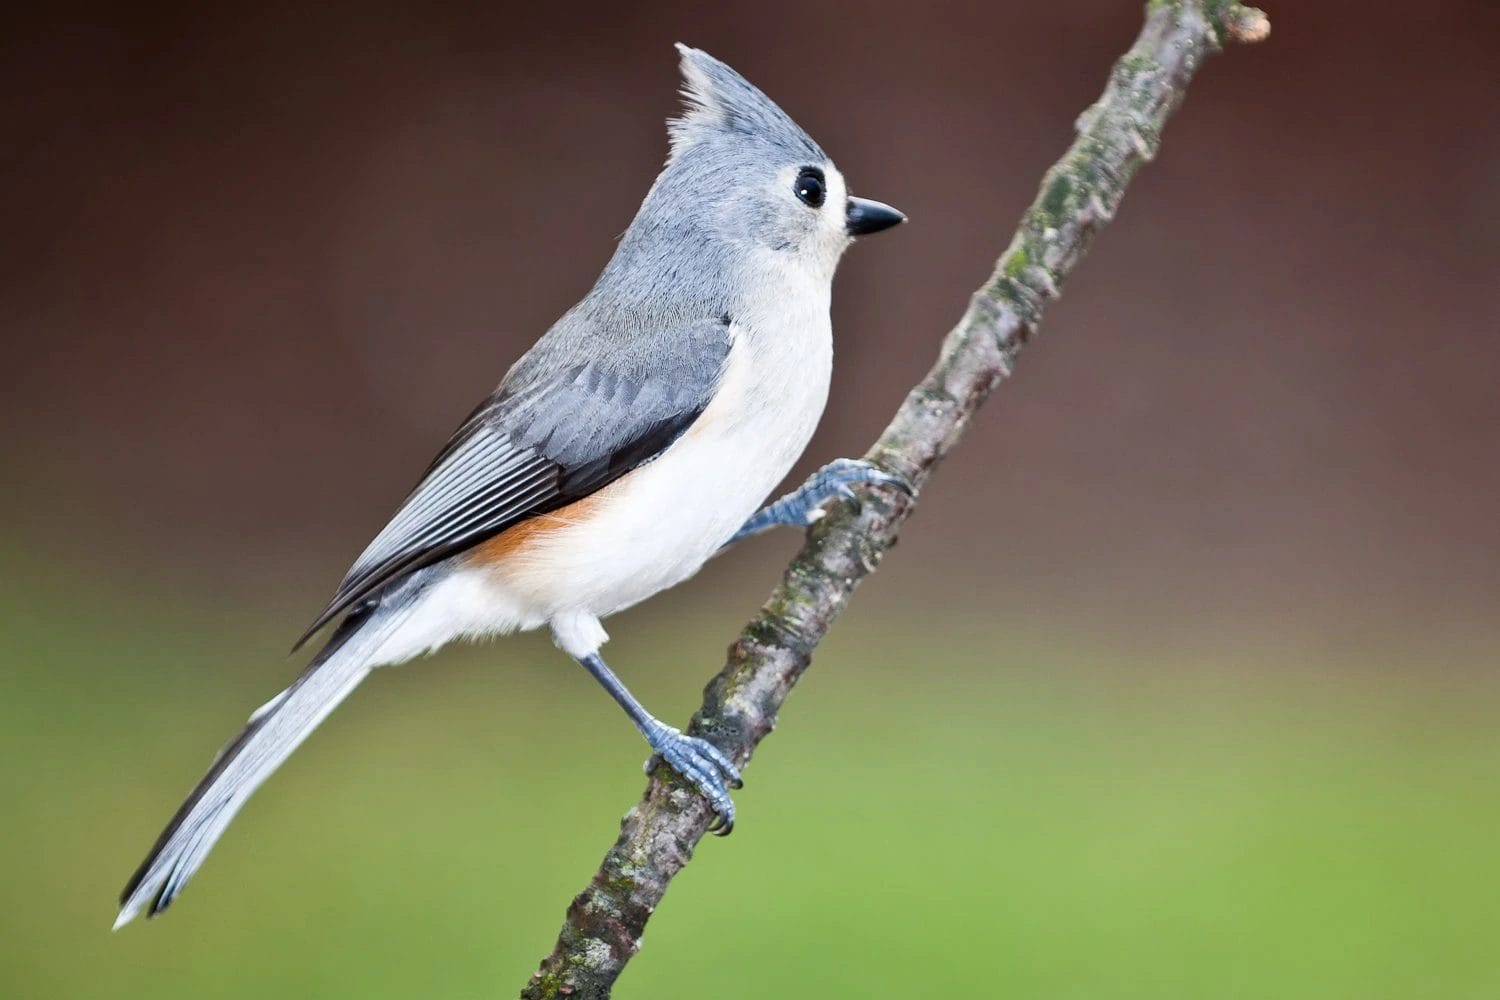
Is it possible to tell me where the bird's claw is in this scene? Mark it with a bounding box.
[645,727,743,835]
[802,459,912,523]
[723,458,913,547]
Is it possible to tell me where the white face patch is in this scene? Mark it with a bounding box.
[818,164,850,242]
[772,161,851,277]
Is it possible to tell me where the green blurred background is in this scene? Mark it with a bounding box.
[4,1,1498,997]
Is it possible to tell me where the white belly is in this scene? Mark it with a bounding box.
[484,316,832,633]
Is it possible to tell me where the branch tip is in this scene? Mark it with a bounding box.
[1224,5,1271,44]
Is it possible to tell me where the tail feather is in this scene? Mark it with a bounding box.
[115,600,410,928]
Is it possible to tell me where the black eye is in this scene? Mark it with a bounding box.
[794,168,826,208]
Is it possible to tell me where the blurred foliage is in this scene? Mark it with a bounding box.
[2,571,1497,999]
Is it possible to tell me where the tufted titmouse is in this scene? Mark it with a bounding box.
[116,44,906,927]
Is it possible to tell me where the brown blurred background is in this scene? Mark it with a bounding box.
[3,1,1497,647]
[4,4,1500,998]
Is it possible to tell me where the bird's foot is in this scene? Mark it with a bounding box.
[789,458,912,523]
[645,726,743,835]
[727,459,912,545]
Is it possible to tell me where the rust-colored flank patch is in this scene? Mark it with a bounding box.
[465,491,609,568]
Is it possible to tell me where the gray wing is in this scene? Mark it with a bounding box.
[294,314,732,647]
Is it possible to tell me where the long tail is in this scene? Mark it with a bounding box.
[115,594,415,928]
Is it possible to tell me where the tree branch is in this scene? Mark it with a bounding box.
[522,3,1268,996]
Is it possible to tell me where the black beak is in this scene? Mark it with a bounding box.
[846,196,906,237]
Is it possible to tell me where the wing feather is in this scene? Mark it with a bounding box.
[294,315,732,647]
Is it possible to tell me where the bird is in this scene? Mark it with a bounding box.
[115,43,906,929]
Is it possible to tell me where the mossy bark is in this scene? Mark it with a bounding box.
[521,3,1267,996]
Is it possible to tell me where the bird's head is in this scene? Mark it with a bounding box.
[645,45,904,283]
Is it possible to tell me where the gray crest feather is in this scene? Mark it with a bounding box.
[669,44,824,163]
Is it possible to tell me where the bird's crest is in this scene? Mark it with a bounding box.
[668,44,824,163]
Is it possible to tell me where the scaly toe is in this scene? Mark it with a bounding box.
[646,728,741,833]
[695,738,743,789]
[821,459,912,497]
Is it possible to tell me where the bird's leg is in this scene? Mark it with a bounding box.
[574,651,743,834]
[723,458,912,547]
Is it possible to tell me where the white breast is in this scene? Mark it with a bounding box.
[489,277,834,626]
